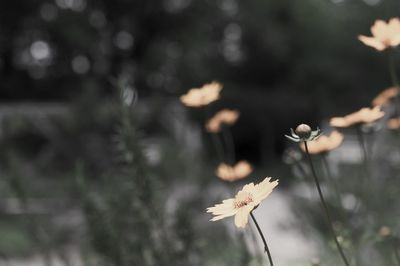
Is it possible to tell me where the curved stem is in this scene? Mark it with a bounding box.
[304,142,351,266]
[250,212,274,266]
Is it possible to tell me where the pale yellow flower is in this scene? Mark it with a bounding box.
[180,81,222,107]
[215,160,253,182]
[206,109,240,133]
[207,177,278,228]
[358,18,400,51]
[330,106,385,128]
[387,118,400,129]
[372,87,399,107]
[299,131,344,154]
[379,226,392,237]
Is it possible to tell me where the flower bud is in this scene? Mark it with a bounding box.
[295,124,312,138]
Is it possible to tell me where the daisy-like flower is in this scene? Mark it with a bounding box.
[285,124,321,143]
[358,18,400,51]
[216,160,253,182]
[330,106,385,128]
[207,177,278,228]
[372,87,399,107]
[387,118,400,129]
[180,81,222,107]
[206,109,240,133]
[299,131,344,154]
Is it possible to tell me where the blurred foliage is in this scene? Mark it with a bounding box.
[0,0,400,265]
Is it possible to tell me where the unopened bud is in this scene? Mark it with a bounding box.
[295,124,312,138]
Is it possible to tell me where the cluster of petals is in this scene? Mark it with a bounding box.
[330,106,385,128]
[372,87,399,106]
[180,81,222,107]
[299,131,344,154]
[358,18,400,51]
[206,109,240,133]
[207,177,278,228]
[215,160,253,182]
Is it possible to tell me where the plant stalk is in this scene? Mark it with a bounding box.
[250,212,274,266]
[304,142,351,266]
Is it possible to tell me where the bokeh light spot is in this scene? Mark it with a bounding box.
[71,55,90,74]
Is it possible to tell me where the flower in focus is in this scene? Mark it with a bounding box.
[216,160,253,182]
[299,131,344,154]
[330,106,385,128]
[206,177,278,228]
[387,118,400,129]
[285,124,321,143]
[206,109,240,133]
[180,81,222,107]
[358,18,400,51]
[372,87,399,107]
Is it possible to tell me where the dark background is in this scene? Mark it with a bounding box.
[1,0,398,163]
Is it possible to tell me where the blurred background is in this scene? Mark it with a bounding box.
[0,0,400,265]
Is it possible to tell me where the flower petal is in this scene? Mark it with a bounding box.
[234,205,252,228]
[252,177,279,205]
[207,199,235,215]
[358,35,386,51]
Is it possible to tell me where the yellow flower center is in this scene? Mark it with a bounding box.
[234,192,253,209]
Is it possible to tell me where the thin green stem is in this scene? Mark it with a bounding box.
[304,142,351,266]
[203,108,226,163]
[211,133,226,162]
[388,49,400,137]
[321,154,342,208]
[355,127,372,183]
[250,212,274,266]
[394,239,400,266]
[222,126,236,164]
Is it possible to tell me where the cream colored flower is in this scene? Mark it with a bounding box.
[379,226,392,237]
[387,118,400,129]
[207,177,278,228]
[216,161,253,182]
[299,131,344,154]
[330,106,385,128]
[180,81,222,107]
[358,18,400,51]
[372,87,399,107]
[206,109,240,133]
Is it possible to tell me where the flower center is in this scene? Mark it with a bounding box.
[234,192,253,209]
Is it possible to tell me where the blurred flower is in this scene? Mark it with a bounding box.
[299,131,344,154]
[330,106,385,128]
[372,87,399,106]
[358,18,400,51]
[206,109,239,133]
[282,148,302,165]
[216,160,252,182]
[379,226,392,237]
[285,124,321,143]
[207,177,278,228]
[387,118,400,129]
[311,258,321,266]
[180,81,222,107]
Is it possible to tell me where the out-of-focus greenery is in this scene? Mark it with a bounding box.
[1,0,400,265]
